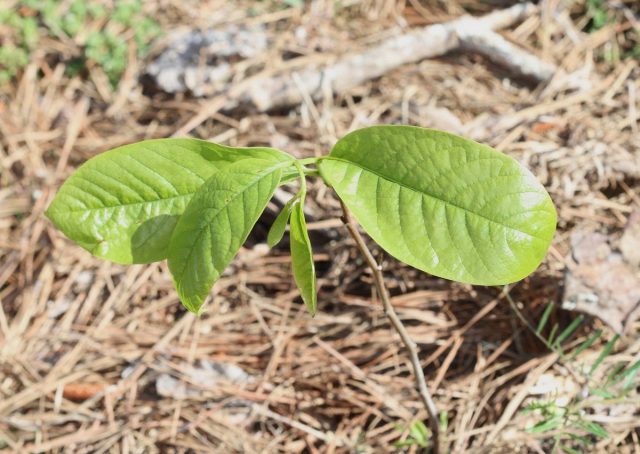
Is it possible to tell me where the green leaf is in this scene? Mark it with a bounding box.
[527,416,563,433]
[409,420,429,446]
[289,199,317,315]
[578,421,608,439]
[439,411,448,431]
[267,196,296,248]
[319,126,557,285]
[46,139,289,264]
[168,156,292,313]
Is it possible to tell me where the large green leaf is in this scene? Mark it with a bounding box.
[46,139,288,264]
[319,126,556,285]
[289,199,317,315]
[168,156,292,313]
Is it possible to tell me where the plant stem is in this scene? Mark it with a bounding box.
[339,200,441,454]
[298,156,324,165]
[293,161,307,196]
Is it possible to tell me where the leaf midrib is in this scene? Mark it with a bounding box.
[323,156,548,241]
[58,192,194,214]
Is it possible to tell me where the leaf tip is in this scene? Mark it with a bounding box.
[179,295,204,315]
[266,236,279,249]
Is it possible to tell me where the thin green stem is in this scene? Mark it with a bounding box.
[297,156,324,166]
[294,161,307,197]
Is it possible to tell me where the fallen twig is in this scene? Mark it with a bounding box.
[245,3,555,111]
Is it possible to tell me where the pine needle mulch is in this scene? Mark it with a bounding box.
[1,1,639,452]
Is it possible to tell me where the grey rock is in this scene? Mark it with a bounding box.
[147,25,267,96]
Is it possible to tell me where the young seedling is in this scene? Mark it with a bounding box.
[47,125,557,452]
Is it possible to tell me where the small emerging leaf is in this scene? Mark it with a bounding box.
[319,126,557,285]
[409,420,429,446]
[267,196,296,248]
[168,154,293,313]
[290,200,317,315]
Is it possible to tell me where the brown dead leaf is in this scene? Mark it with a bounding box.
[563,228,640,334]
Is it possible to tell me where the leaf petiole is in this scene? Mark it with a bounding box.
[294,160,307,196]
[280,161,319,185]
[297,156,324,166]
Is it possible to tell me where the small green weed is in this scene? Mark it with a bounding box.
[395,420,430,449]
[0,0,161,86]
[511,298,640,453]
[394,411,448,450]
[585,0,611,32]
[583,0,639,63]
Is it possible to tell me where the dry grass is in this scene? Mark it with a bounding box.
[0,0,639,452]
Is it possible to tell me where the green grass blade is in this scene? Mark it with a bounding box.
[589,334,620,377]
[578,421,608,439]
[570,329,602,360]
[536,302,554,334]
[620,360,640,392]
[553,315,583,347]
[547,323,559,347]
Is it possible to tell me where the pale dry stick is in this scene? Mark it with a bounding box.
[54,97,89,177]
[339,200,441,454]
[245,3,552,111]
[485,352,559,445]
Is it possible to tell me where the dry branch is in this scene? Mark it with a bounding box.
[244,3,555,111]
